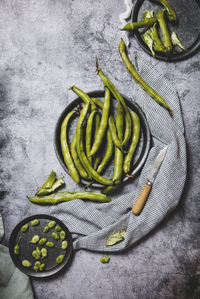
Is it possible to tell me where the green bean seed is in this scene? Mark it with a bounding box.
[60,110,80,183]
[22,260,32,267]
[39,263,45,271]
[90,87,110,156]
[43,226,50,233]
[39,238,47,245]
[30,235,40,244]
[55,225,62,232]
[14,244,20,255]
[48,221,56,228]
[124,111,140,175]
[34,261,41,272]
[32,249,40,260]
[14,236,21,255]
[46,241,55,247]
[157,10,172,54]
[100,256,110,263]
[41,247,48,259]
[21,223,29,233]
[31,219,40,226]
[60,231,66,240]
[119,39,172,115]
[96,59,132,147]
[28,191,112,204]
[56,255,65,264]
[61,240,68,250]
[51,232,59,240]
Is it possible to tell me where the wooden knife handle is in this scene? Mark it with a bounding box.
[132,183,152,215]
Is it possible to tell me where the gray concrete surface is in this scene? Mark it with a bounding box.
[0,0,200,298]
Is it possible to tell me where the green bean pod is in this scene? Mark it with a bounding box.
[108,116,122,150]
[70,133,89,179]
[152,0,177,22]
[27,191,112,204]
[96,60,132,147]
[36,178,65,196]
[123,111,140,175]
[121,17,157,31]
[119,39,172,116]
[76,103,114,186]
[60,110,80,183]
[93,155,101,170]
[103,102,124,194]
[93,112,101,168]
[90,87,110,156]
[38,170,56,190]
[97,129,113,174]
[157,10,172,54]
[86,110,97,164]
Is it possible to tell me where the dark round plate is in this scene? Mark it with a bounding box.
[54,90,151,188]
[9,214,73,278]
[131,0,200,62]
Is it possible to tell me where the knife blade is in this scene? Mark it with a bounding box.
[132,146,168,215]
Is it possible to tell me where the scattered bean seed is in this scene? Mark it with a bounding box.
[22,260,32,267]
[21,224,29,233]
[56,255,65,264]
[30,235,40,244]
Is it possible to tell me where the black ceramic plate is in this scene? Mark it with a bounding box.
[9,214,73,278]
[132,0,200,62]
[54,90,151,188]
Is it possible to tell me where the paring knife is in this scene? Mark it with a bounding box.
[132,146,168,215]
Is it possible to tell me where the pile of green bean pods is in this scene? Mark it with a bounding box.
[58,68,141,194]
[121,0,186,57]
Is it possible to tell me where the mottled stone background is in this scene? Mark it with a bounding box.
[0,0,200,298]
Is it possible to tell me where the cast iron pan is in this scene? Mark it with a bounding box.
[9,214,73,278]
[54,90,151,188]
[131,0,200,62]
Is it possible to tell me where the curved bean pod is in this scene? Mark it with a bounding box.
[108,116,122,150]
[121,17,157,31]
[96,60,132,147]
[119,39,172,116]
[157,10,172,54]
[70,132,89,179]
[86,110,97,164]
[76,103,113,186]
[103,102,124,194]
[90,87,110,156]
[60,110,80,183]
[97,129,113,174]
[28,192,111,204]
[123,110,140,175]
[151,0,177,22]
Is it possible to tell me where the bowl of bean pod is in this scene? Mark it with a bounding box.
[126,0,200,61]
[9,214,73,277]
[54,87,151,191]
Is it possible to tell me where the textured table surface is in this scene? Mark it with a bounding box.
[0,1,200,298]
